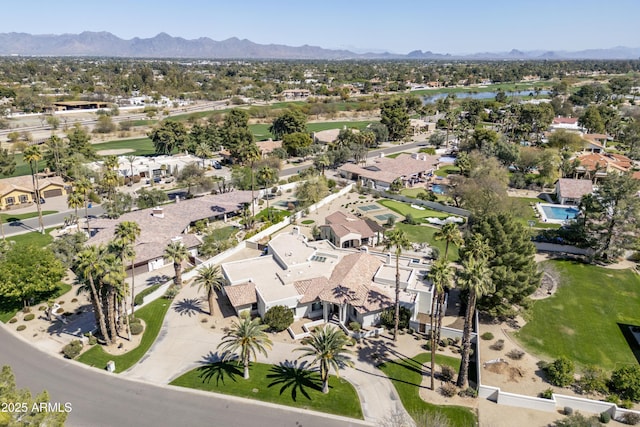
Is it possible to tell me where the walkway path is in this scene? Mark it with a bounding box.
[124,282,415,424]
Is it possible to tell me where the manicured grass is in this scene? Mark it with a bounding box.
[378,353,477,427]
[394,223,460,262]
[6,227,55,247]
[209,225,239,241]
[255,207,288,223]
[507,196,561,230]
[435,165,460,177]
[134,284,162,306]
[301,219,314,225]
[0,211,57,222]
[0,282,71,323]
[76,297,172,372]
[516,260,640,371]
[93,137,156,156]
[171,361,363,419]
[250,120,374,141]
[379,199,455,221]
[400,188,428,198]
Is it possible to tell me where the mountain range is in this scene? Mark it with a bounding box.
[0,32,638,60]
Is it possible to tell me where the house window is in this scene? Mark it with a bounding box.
[19,195,28,203]
[5,197,15,205]
[251,303,258,311]
[311,302,322,312]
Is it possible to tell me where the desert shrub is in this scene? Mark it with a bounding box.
[87,335,97,345]
[440,365,456,383]
[556,412,603,427]
[489,339,505,351]
[609,365,640,402]
[71,298,78,303]
[263,305,294,332]
[564,407,573,416]
[16,325,26,332]
[62,340,83,359]
[380,306,411,330]
[422,341,432,351]
[578,366,609,395]
[620,412,640,425]
[164,285,179,300]
[600,412,611,424]
[539,388,554,399]
[8,318,17,324]
[130,322,144,335]
[349,321,361,332]
[620,400,634,409]
[201,317,208,323]
[547,356,575,387]
[506,349,525,360]
[440,382,457,397]
[38,305,46,311]
[459,387,478,398]
[347,337,357,347]
[481,332,494,340]
[23,313,35,321]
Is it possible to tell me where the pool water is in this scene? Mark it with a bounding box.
[439,156,456,163]
[541,205,580,220]
[431,184,447,195]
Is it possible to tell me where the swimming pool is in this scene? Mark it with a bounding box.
[431,184,448,195]
[538,204,580,223]
[439,156,456,163]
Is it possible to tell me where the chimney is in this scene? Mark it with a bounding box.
[152,207,164,218]
[386,253,391,264]
[412,153,419,159]
[175,195,180,204]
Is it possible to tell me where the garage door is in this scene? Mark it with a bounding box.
[43,189,63,198]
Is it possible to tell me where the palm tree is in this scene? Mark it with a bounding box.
[125,155,137,182]
[217,317,272,379]
[295,326,354,394]
[434,222,463,261]
[193,264,226,316]
[456,256,494,389]
[256,166,276,221]
[194,142,213,168]
[427,259,453,390]
[100,252,126,344]
[315,154,330,176]
[237,141,261,219]
[164,241,189,287]
[462,233,494,262]
[75,246,112,345]
[23,145,45,234]
[74,178,93,236]
[66,191,84,231]
[384,229,411,341]
[115,221,141,339]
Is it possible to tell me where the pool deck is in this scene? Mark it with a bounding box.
[535,202,579,224]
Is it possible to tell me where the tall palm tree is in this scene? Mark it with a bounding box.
[114,221,141,317]
[100,252,125,345]
[217,317,272,380]
[427,259,453,390]
[66,191,84,231]
[23,145,45,234]
[295,326,354,394]
[462,233,494,262]
[125,155,137,182]
[315,154,330,176]
[164,241,189,287]
[456,256,494,389]
[193,264,226,316]
[237,141,261,219]
[74,178,93,236]
[434,222,463,261]
[75,246,112,345]
[194,142,213,168]
[384,229,411,341]
[256,166,276,221]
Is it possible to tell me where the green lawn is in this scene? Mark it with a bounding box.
[435,165,460,177]
[250,120,373,141]
[516,261,640,371]
[76,297,171,372]
[0,211,57,222]
[209,225,239,241]
[171,361,363,419]
[400,188,428,198]
[507,196,561,230]
[394,223,460,261]
[378,353,477,427]
[6,227,55,247]
[0,283,71,323]
[93,137,156,156]
[379,199,456,221]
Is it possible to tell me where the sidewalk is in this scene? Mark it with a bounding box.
[124,282,413,424]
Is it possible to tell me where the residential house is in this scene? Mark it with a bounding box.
[550,117,583,133]
[574,152,633,180]
[555,178,593,205]
[319,211,384,248]
[339,153,439,191]
[0,175,68,210]
[86,191,253,272]
[221,231,435,331]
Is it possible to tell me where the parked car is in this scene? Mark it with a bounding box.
[213,161,222,169]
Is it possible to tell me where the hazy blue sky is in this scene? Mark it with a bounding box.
[4,0,639,54]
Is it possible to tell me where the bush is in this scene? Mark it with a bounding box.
[62,340,83,359]
[16,325,26,332]
[539,388,554,399]
[380,306,411,330]
[23,313,35,321]
[620,412,640,425]
[481,332,494,340]
[600,412,611,424]
[87,335,97,345]
[440,365,456,383]
[130,322,144,336]
[8,318,17,324]
[263,305,294,332]
[579,366,609,395]
[459,387,478,398]
[439,382,457,397]
[164,286,179,300]
[609,365,640,402]
[404,213,417,225]
[489,339,505,351]
[506,349,525,360]
[349,321,361,332]
[547,356,575,387]
[556,413,603,427]
[564,407,573,416]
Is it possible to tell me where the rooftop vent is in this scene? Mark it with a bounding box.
[152,207,164,218]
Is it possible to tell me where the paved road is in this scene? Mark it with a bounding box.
[0,327,369,427]
[3,205,106,237]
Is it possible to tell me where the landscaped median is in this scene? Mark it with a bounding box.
[76,297,171,373]
[170,361,364,419]
[378,353,477,427]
